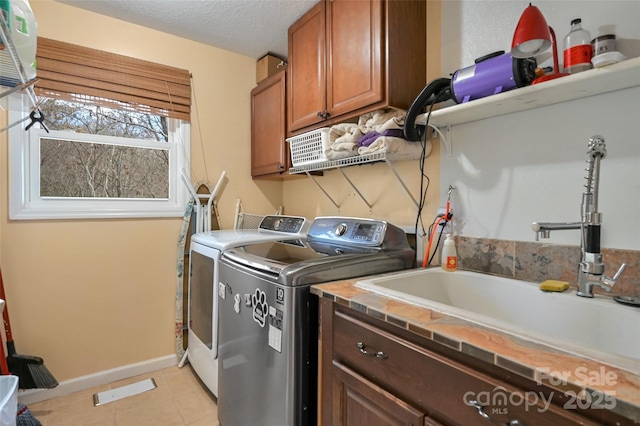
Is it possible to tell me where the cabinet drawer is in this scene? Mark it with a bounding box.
[332,309,600,426]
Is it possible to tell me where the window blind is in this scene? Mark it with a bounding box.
[35,37,191,121]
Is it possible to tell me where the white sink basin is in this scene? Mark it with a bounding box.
[356,268,640,372]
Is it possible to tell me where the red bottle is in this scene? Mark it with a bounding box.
[563,18,593,74]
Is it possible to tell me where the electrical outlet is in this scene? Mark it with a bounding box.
[436,207,453,235]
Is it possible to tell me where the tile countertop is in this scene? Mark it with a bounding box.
[311,273,640,423]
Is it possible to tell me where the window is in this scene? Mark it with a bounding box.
[8,38,191,220]
[8,95,190,219]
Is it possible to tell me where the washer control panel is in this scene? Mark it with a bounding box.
[308,217,391,247]
[259,215,308,233]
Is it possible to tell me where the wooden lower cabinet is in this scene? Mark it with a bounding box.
[332,360,426,426]
[319,298,630,426]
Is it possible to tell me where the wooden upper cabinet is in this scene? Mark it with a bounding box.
[287,0,426,136]
[251,70,288,177]
[326,0,383,118]
[287,1,326,132]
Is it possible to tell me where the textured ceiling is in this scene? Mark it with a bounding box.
[54,0,318,59]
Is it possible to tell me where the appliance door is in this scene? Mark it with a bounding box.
[188,242,220,396]
[218,259,317,426]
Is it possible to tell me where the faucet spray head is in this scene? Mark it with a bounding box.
[588,135,607,159]
[583,136,606,216]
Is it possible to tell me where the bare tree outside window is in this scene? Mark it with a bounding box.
[38,99,170,199]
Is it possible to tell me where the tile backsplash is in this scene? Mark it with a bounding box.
[456,236,640,298]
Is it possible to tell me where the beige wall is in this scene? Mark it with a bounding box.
[282,149,440,228]
[0,0,282,382]
[0,0,439,384]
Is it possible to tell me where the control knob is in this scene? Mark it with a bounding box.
[335,223,348,236]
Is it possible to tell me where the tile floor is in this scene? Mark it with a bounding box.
[26,365,219,426]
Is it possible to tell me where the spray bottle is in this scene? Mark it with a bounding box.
[8,0,37,80]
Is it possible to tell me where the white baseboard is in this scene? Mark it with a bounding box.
[17,354,179,406]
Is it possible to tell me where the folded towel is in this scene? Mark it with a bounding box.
[358,108,406,134]
[325,123,362,160]
[325,108,417,160]
[357,136,431,158]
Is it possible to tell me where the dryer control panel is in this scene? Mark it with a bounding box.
[259,215,308,233]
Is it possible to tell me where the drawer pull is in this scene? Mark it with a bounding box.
[356,342,387,360]
[468,400,524,426]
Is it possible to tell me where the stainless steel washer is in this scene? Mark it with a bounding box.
[187,215,308,397]
[217,217,415,426]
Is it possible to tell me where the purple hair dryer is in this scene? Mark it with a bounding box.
[451,51,536,103]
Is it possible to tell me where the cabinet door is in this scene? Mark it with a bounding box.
[287,1,326,133]
[251,70,287,177]
[326,0,383,118]
[331,360,425,426]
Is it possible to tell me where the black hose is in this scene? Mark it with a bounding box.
[403,77,452,142]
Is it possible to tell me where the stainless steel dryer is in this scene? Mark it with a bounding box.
[217,217,415,426]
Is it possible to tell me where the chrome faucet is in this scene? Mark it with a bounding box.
[531,222,582,240]
[531,136,626,298]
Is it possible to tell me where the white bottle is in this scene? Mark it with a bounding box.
[563,18,592,74]
[9,0,37,80]
[441,234,457,272]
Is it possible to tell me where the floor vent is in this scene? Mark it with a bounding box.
[92,378,157,406]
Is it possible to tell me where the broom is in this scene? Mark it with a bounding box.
[0,268,58,389]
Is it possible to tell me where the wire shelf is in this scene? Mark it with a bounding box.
[288,151,420,174]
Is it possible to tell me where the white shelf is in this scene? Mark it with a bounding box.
[417,56,640,128]
[288,151,420,174]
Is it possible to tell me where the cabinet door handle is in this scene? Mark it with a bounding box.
[277,163,284,170]
[467,400,524,426]
[356,342,387,360]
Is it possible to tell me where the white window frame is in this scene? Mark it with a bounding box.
[8,93,190,220]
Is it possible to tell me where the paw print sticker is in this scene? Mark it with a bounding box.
[252,288,268,328]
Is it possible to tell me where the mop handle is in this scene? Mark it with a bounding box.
[0,269,14,342]
[0,333,8,374]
